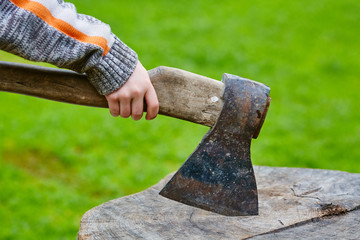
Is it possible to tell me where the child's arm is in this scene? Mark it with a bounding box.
[0,0,158,120]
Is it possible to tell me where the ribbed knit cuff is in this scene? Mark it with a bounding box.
[86,35,138,95]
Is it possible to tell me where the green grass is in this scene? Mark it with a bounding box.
[0,0,359,239]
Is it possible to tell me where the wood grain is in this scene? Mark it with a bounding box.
[78,166,360,239]
[0,61,224,127]
[148,66,224,127]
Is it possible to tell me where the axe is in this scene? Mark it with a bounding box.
[0,61,270,216]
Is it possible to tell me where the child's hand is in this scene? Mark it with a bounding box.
[105,61,159,120]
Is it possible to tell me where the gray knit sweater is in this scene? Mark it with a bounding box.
[0,0,138,95]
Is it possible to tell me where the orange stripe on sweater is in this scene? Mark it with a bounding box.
[11,0,110,55]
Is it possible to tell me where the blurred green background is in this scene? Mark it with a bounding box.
[0,0,359,239]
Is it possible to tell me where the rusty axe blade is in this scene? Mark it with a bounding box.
[0,61,270,216]
[159,74,271,216]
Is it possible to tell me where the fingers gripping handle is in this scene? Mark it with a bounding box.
[0,62,224,127]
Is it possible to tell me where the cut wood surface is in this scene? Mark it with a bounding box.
[78,166,360,239]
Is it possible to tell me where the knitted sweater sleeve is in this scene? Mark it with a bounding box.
[0,0,138,95]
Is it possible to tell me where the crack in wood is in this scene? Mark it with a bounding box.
[246,207,359,239]
[290,187,322,201]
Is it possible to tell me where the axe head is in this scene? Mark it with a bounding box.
[159,73,271,216]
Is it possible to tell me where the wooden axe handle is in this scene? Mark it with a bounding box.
[0,61,224,127]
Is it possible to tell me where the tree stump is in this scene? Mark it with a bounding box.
[78,166,360,239]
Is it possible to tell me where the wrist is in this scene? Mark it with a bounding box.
[86,35,138,95]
